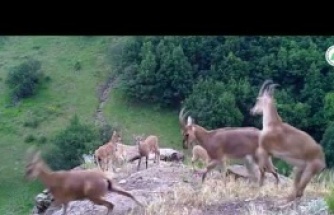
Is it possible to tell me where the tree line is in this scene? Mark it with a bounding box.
[109,36,334,169]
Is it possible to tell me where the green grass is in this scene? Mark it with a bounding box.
[103,89,183,149]
[0,36,183,214]
[0,36,112,214]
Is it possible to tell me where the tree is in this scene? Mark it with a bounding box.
[320,122,334,168]
[5,59,45,102]
[183,78,243,129]
[44,115,100,170]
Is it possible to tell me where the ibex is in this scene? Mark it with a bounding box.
[113,140,128,167]
[191,144,210,171]
[250,80,326,203]
[179,108,279,184]
[130,135,160,171]
[94,131,121,172]
[24,147,144,215]
[191,144,230,173]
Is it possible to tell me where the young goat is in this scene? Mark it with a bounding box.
[191,144,210,170]
[131,135,160,171]
[179,107,279,184]
[113,140,128,167]
[250,80,326,203]
[191,144,230,174]
[94,131,121,171]
[24,147,144,215]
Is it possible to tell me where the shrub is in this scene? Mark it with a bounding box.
[24,134,36,143]
[325,187,334,214]
[5,59,44,102]
[23,118,40,128]
[183,78,243,129]
[320,122,334,168]
[44,115,100,170]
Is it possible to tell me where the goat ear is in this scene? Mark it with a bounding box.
[32,150,41,163]
[26,146,37,162]
[191,125,195,132]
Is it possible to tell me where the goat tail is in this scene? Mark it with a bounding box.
[107,179,145,207]
[128,155,141,163]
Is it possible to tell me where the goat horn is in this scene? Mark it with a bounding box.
[179,107,189,129]
[26,146,37,161]
[187,116,193,126]
[258,79,274,97]
[26,146,41,164]
[267,83,280,96]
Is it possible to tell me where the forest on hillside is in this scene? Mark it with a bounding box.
[109,36,334,168]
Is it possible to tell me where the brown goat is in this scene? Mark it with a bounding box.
[250,80,326,203]
[24,147,144,215]
[133,135,160,171]
[191,144,230,174]
[179,107,279,184]
[191,144,210,170]
[94,131,121,172]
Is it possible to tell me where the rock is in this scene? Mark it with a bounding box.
[32,189,54,214]
[190,208,203,215]
[158,148,185,162]
[125,146,185,163]
[119,179,127,184]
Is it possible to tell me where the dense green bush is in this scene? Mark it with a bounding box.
[5,59,45,102]
[320,122,334,168]
[183,78,243,129]
[325,186,334,214]
[111,35,334,169]
[44,115,100,170]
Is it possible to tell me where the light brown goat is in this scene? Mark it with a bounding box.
[24,147,144,215]
[191,144,210,170]
[191,144,230,174]
[250,80,326,203]
[179,108,279,184]
[94,131,121,172]
[132,135,160,171]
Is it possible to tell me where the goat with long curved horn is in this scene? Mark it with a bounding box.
[250,79,326,205]
[267,83,280,97]
[258,79,274,97]
[179,107,189,130]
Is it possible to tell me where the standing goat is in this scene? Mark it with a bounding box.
[250,80,326,203]
[191,144,230,174]
[94,131,121,172]
[24,147,144,215]
[131,135,160,171]
[179,108,279,184]
[191,144,210,171]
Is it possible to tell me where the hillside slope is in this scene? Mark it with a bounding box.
[40,159,330,215]
[0,36,183,215]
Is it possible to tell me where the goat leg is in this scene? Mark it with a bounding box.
[244,155,258,183]
[156,151,160,164]
[61,203,68,215]
[293,159,325,202]
[255,147,269,186]
[201,159,221,183]
[137,157,142,171]
[145,155,149,169]
[265,157,280,186]
[90,197,114,215]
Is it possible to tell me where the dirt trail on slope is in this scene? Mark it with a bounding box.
[94,76,115,127]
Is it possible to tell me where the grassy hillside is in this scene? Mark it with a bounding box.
[103,89,183,149]
[0,36,183,215]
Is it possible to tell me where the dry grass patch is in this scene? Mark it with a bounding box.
[145,173,331,215]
